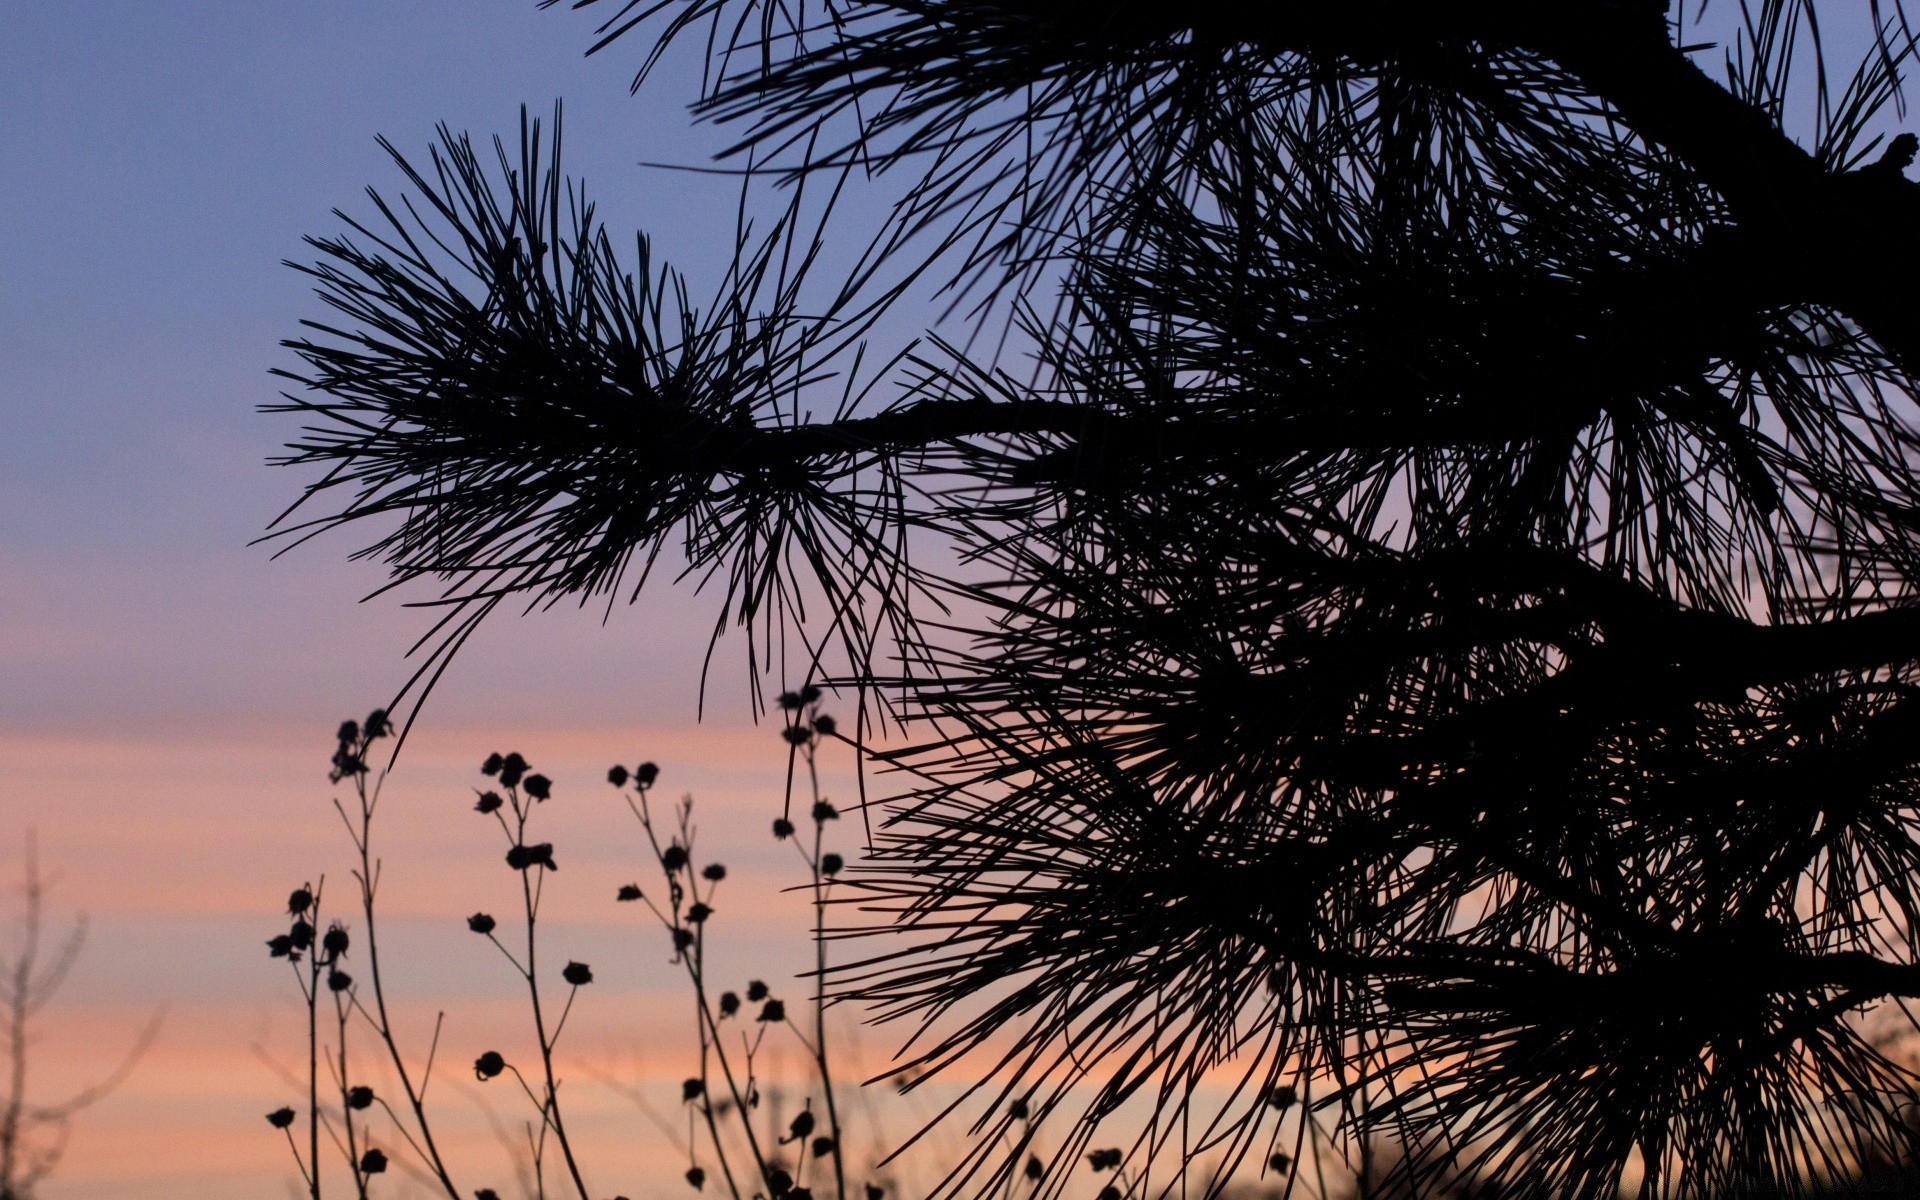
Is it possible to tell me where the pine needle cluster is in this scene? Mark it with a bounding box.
[270,3,1920,1195]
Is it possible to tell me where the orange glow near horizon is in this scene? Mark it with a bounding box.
[9,715,886,1197]
[9,719,1330,1200]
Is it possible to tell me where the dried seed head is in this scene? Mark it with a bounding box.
[481,753,504,777]
[323,924,350,958]
[329,746,366,780]
[267,934,294,958]
[634,761,659,786]
[682,1078,705,1101]
[330,747,366,780]
[702,863,727,882]
[562,961,593,986]
[812,714,837,736]
[327,970,353,993]
[505,843,556,871]
[474,1051,506,1080]
[347,1085,374,1110]
[686,1168,707,1191]
[821,854,844,876]
[746,980,769,1002]
[287,888,313,916]
[607,764,630,787]
[812,801,838,823]
[474,791,503,814]
[772,819,795,840]
[660,843,689,871]
[719,991,740,1017]
[468,913,497,935]
[360,1148,388,1174]
[523,773,551,801]
[267,1106,297,1129]
[497,754,528,789]
[617,884,643,902]
[758,999,786,1023]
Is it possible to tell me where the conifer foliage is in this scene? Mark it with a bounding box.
[272,2,1920,1195]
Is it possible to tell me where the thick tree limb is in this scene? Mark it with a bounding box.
[872,0,1920,366]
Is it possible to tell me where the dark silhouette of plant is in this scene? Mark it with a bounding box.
[268,1,1920,1196]
[260,712,923,1200]
[0,836,160,1200]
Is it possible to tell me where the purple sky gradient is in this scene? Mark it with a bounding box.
[3,5,899,1194]
[5,2,1912,1195]
[1,0,862,736]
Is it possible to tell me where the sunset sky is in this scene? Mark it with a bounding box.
[4,4,897,1195]
[8,3,1911,1198]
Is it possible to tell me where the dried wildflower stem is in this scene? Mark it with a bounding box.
[803,736,849,1200]
[333,991,368,1200]
[526,1115,549,1199]
[367,1088,439,1177]
[296,880,326,1200]
[679,914,777,1183]
[687,939,780,1188]
[0,835,153,1200]
[507,784,593,1200]
[0,876,30,1197]
[691,970,747,1200]
[693,941,768,1199]
[339,724,463,1199]
[280,1122,316,1195]
[628,781,778,1196]
[685,918,754,1200]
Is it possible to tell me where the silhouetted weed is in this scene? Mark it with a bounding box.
[257,706,938,1200]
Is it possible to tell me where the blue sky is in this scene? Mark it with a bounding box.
[2,6,879,1195]
[1,0,811,736]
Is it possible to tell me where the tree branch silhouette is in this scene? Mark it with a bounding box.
[272,3,1920,1195]
[0,836,160,1200]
